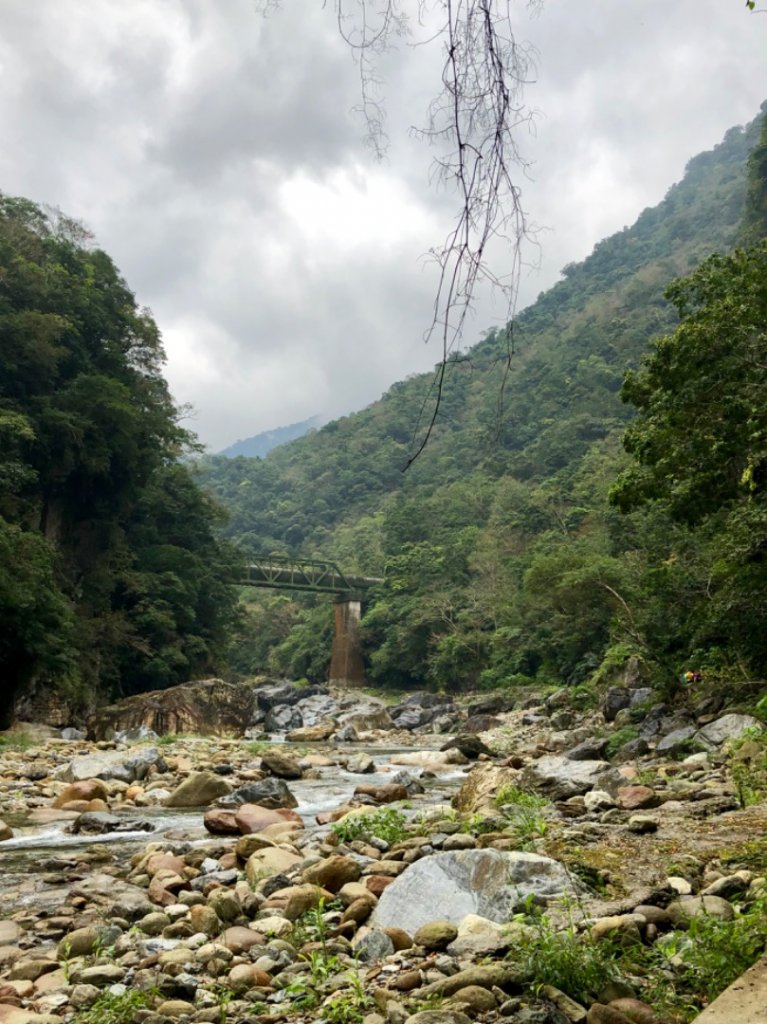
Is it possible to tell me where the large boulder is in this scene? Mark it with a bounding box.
[371,850,578,934]
[336,701,394,733]
[264,705,303,733]
[521,755,610,799]
[87,679,257,739]
[57,747,166,784]
[694,714,764,750]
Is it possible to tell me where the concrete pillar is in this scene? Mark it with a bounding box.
[329,598,365,687]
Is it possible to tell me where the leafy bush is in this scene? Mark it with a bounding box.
[72,989,155,1024]
[604,725,640,757]
[495,785,548,811]
[506,916,622,1005]
[331,807,408,845]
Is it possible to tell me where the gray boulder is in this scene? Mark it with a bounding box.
[655,726,697,755]
[370,850,579,934]
[264,705,303,732]
[694,714,763,750]
[226,777,297,809]
[57,746,166,784]
[602,687,631,722]
[521,755,610,799]
[113,725,160,744]
[70,812,154,835]
[565,737,609,761]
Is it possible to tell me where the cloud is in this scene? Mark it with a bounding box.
[0,0,765,450]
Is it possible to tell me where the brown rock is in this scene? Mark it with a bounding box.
[87,678,257,739]
[616,786,660,811]
[52,780,109,807]
[228,963,272,991]
[263,883,333,921]
[366,875,395,897]
[148,869,188,906]
[303,855,362,892]
[220,927,265,954]
[389,970,421,991]
[204,808,240,835]
[287,722,336,742]
[245,847,302,886]
[235,803,303,835]
[587,1006,634,1024]
[189,905,220,936]
[608,999,661,1024]
[260,750,304,779]
[342,897,376,925]
[316,805,357,825]
[383,928,414,951]
[353,783,408,804]
[165,771,232,808]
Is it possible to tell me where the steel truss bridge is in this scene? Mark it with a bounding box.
[241,556,382,596]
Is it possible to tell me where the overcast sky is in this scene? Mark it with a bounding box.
[1,1,766,451]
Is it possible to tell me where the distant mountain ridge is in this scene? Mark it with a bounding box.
[217,415,323,459]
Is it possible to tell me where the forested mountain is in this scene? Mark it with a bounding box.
[201,104,767,693]
[218,415,323,459]
[0,198,239,727]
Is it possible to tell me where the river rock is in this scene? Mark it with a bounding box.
[264,705,304,732]
[70,811,154,834]
[453,764,520,813]
[204,808,240,834]
[521,755,610,799]
[260,750,304,779]
[70,874,154,920]
[165,771,232,807]
[235,803,302,834]
[57,746,165,783]
[566,737,609,761]
[447,913,509,956]
[414,921,458,950]
[667,896,735,926]
[336,702,394,733]
[602,687,631,722]
[694,714,764,749]
[245,846,302,885]
[52,780,109,807]
[354,783,408,803]
[655,726,696,755]
[87,678,256,739]
[406,1013,472,1024]
[302,855,362,891]
[440,735,494,759]
[286,722,335,742]
[371,850,578,934]
[0,821,13,841]
[229,778,297,808]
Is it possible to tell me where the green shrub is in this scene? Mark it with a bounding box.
[604,725,640,757]
[506,916,622,1005]
[331,807,408,845]
[72,989,155,1024]
[495,785,548,811]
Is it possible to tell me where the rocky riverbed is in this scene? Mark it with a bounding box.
[1,679,766,1024]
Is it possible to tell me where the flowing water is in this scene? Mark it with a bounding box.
[0,741,466,911]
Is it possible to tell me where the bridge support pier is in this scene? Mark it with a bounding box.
[329,598,365,687]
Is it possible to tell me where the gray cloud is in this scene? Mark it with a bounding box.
[0,0,765,450]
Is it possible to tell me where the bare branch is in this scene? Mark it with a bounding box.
[257,1,538,464]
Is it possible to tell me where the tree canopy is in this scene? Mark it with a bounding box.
[0,196,239,726]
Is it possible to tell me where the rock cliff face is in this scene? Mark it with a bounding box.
[86,679,257,739]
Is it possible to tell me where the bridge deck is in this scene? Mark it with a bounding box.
[241,557,382,595]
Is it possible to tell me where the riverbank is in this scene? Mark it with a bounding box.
[1,681,766,1024]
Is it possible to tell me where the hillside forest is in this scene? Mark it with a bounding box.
[1,103,767,724]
